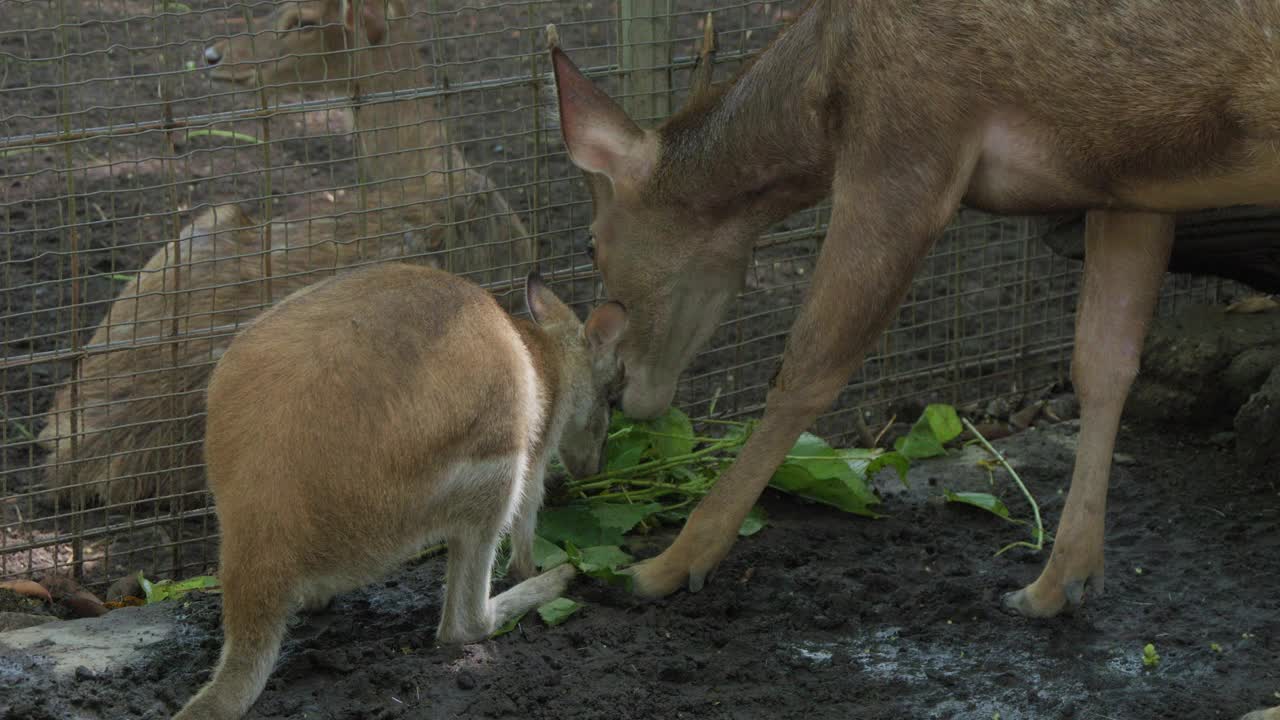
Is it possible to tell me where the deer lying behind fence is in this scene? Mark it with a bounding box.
[37,0,533,508]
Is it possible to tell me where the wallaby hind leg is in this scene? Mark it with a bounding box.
[173,570,292,720]
[506,464,547,581]
[436,524,576,645]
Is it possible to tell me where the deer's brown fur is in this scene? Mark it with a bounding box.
[551,4,1280,715]
[172,263,626,720]
[39,0,531,507]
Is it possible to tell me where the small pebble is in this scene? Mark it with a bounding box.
[456,670,477,690]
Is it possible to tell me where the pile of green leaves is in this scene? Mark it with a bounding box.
[528,404,968,590]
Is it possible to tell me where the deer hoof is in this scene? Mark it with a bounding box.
[1002,571,1104,618]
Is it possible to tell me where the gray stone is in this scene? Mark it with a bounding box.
[0,611,57,633]
[1130,305,1280,424]
[1235,365,1280,472]
[0,603,177,679]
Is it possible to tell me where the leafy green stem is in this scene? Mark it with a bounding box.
[961,418,1045,556]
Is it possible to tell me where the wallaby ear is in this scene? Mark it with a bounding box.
[550,46,647,179]
[341,0,388,45]
[525,271,568,326]
[584,301,628,351]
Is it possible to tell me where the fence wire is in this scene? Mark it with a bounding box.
[1,0,1235,589]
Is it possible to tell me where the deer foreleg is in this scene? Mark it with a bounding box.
[629,143,979,598]
[1004,209,1173,618]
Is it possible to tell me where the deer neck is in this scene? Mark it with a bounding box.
[655,5,832,228]
[348,28,447,191]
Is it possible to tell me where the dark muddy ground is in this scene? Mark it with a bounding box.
[5,417,1279,720]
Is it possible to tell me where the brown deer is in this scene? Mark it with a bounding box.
[172,264,627,720]
[202,0,533,289]
[37,0,532,507]
[549,4,1279,717]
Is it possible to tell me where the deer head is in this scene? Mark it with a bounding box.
[203,0,410,92]
[549,15,825,419]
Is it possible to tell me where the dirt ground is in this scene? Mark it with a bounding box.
[4,417,1278,720]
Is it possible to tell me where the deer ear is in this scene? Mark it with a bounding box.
[342,0,388,45]
[525,271,569,326]
[551,47,648,180]
[584,301,628,351]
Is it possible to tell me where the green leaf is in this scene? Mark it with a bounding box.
[923,404,963,443]
[943,490,1012,521]
[771,432,881,517]
[575,545,633,572]
[866,451,911,488]
[738,505,767,536]
[641,407,695,459]
[537,597,582,626]
[140,574,219,603]
[606,433,650,471]
[533,535,569,570]
[564,542,635,590]
[588,502,662,535]
[537,505,623,547]
[587,563,635,591]
[490,611,526,638]
[895,404,963,460]
[1142,643,1160,668]
[136,571,153,600]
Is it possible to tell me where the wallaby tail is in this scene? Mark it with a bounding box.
[173,578,290,720]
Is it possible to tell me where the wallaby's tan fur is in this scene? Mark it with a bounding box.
[172,264,626,720]
[550,5,1280,715]
[39,0,531,507]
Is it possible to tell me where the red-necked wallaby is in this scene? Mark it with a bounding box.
[38,0,532,508]
[172,264,626,720]
[549,5,1280,715]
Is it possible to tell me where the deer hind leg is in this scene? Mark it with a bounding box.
[1004,210,1173,618]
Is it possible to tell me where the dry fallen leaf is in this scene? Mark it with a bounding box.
[1226,295,1279,314]
[0,580,53,604]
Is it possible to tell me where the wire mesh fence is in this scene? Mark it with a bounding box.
[0,0,1238,590]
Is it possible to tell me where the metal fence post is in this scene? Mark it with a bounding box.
[618,0,670,124]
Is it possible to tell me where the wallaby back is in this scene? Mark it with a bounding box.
[173,263,628,720]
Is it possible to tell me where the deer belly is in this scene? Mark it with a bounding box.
[965,114,1108,214]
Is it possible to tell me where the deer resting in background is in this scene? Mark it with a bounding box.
[38,0,532,507]
[172,264,627,720]
[550,4,1279,716]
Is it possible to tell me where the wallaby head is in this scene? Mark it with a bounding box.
[204,0,410,91]
[524,273,627,478]
[548,34,820,419]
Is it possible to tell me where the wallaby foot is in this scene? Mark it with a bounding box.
[1242,707,1280,720]
[491,562,576,622]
